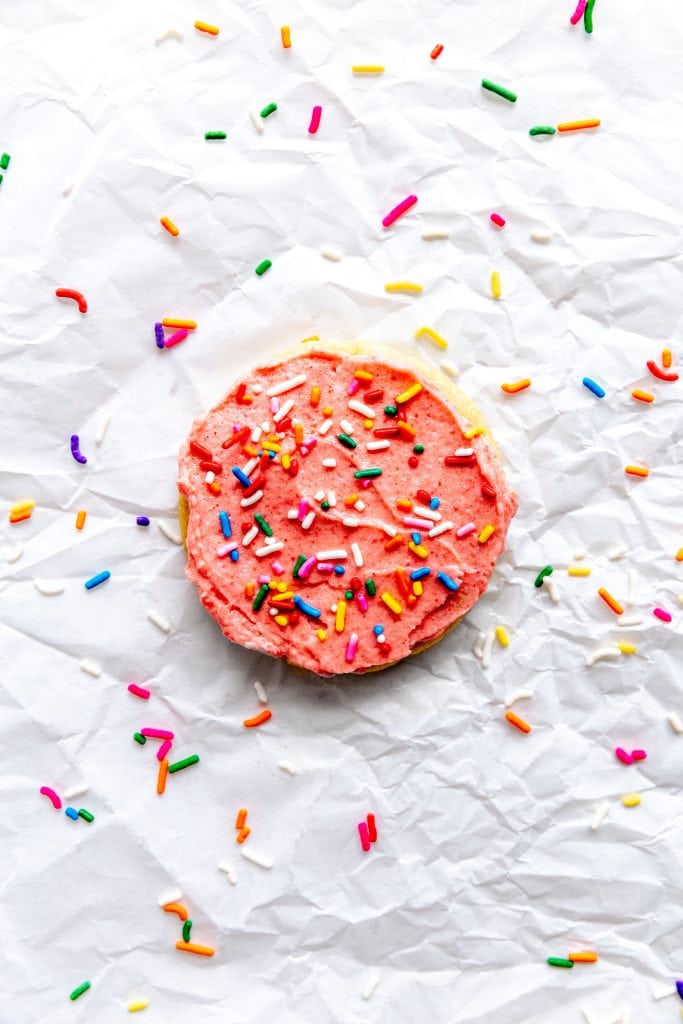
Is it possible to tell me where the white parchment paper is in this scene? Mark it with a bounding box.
[1,1,682,1022]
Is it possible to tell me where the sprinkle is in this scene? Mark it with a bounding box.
[128,683,151,700]
[622,793,641,808]
[490,271,502,299]
[363,969,380,999]
[335,600,347,632]
[70,434,87,465]
[162,318,197,329]
[382,195,418,228]
[267,374,307,397]
[0,153,10,170]
[78,808,94,823]
[582,377,605,398]
[164,328,188,348]
[127,999,150,1012]
[243,709,272,728]
[430,43,444,59]
[141,728,173,740]
[365,579,377,597]
[348,399,376,419]
[280,24,291,47]
[176,940,214,957]
[478,524,495,543]
[385,281,422,294]
[241,491,264,508]
[625,465,649,478]
[381,592,402,615]
[367,440,390,452]
[345,633,359,663]
[632,749,647,760]
[351,542,364,568]
[255,542,284,557]
[358,821,371,852]
[309,106,322,134]
[337,433,357,451]
[590,801,610,830]
[616,643,637,654]
[646,360,678,382]
[159,520,182,544]
[570,0,587,23]
[352,65,385,74]
[501,379,530,394]
[653,607,672,622]
[204,131,227,141]
[617,614,643,627]
[584,0,595,33]
[422,227,450,240]
[615,747,634,765]
[160,215,179,237]
[195,20,219,34]
[279,760,297,774]
[505,689,533,707]
[254,513,272,537]
[490,213,506,228]
[607,544,628,560]
[481,79,517,103]
[133,732,146,745]
[34,579,65,596]
[557,119,601,132]
[495,626,509,647]
[56,288,87,313]
[586,647,621,667]
[436,572,460,592]
[505,710,531,733]
[354,468,382,479]
[456,522,476,538]
[147,609,171,633]
[428,520,454,538]
[167,755,199,774]
[547,958,573,969]
[598,588,624,616]
[40,786,62,809]
[69,981,91,1001]
[260,102,278,119]
[237,844,275,871]
[568,566,591,577]
[632,389,654,403]
[395,382,423,405]
[404,517,434,530]
[84,570,110,590]
[65,806,79,820]
[543,577,561,602]
[529,125,556,136]
[136,515,150,527]
[293,596,322,619]
[415,325,448,349]
[79,658,102,678]
[668,712,683,734]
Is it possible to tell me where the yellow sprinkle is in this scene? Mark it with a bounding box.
[301,335,320,343]
[316,628,327,641]
[281,452,291,470]
[322,405,333,416]
[194,21,220,35]
[415,326,448,350]
[261,441,280,453]
[407,541,428,559]
[274,614,289,626]
[478,524,495,543]
[243,445,259,456]
[625,465,649,478]
[160,215,179,237]
[127,1000,149,1013]
[662,348,672,368]
[465,426,484,439]
[310,385,321,406]
[352,65,385,74]
[395,382,423,404]
[622,793,641,808]
[162,318,196,329]
[268,580,279,590]
[10,500,35,516]
[355,370,374,381]
[276,581,288,592]
[567,566,592,576]
[272,590,294,602]
[381,592,403,615]
[364,419,373,429]
[495,626,509,647]
[617,643,637,654]
[491,270,502,300]
[335,599,347,633]
[208,481,221,494]
[385,281,423,294]
[281,25,291,48]
[413,581,424,597]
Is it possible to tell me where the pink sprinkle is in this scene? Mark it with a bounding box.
[257,574,270,584]
[217,542,237,558]
[128,683,151,700]
[308,105,322,134]
[360,478,372,488]
[382,194,418,228]
[270,397,279,414]
[345,632,359,663]
[302,436,317,448]
[490,213,506,228]
[316,562,335,573]
[570,0,587,24]
[298,556,317,579]
[404,516,434,530]
[157,738,173,761]
[347,378,360,396]
[271,561,284,575]
[631,749,647,761]
[300,446,309,456]
[40,786,62,810]
[456,522,476,538]
[357,592,368,613]
[358,820,371,852]
[653,607,672,622]
[164,328,188,349]
[298,500,309,520]
[615,747,634,765]
[141,728,174,740]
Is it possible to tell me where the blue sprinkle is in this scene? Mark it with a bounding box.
[436,571,460,592]
[84,570,110,590]
[333,565,345,576]
[677,980,683,1001]
[410,567,431,581]
[231,466,251,488]
[372,624,383,635]
[65,807,79,820]
[229,549,239,562]
[582,377,605,399]
[411,532,421,544]
[429,497,440,510]
[219,510,232,538]
[293,595,322,618]
[136,516,150,527]
[154,322,165,349]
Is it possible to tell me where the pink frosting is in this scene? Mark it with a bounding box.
[178,349,517,676]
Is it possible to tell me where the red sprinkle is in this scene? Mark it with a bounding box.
[646,360,678,382]
[481,482,497,500]
[430,44,444,60]
[190,440,213,460]
[364,389,384,404]
[490,213,506,227]
[358,821,371,852]
[128,683,151,700]
[55,287,87,313]
[374,426,400,438]
[408,456,419,468]
[222,426,250,449]
[367,813,378,842]
[199,460,222,474]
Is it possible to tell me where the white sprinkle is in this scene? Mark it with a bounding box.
[319,419,334,436]
[428,520,453,538]
[240,490,263,507]
[158,888,183,906]
[413,505,441,522]
[251,426,262,443]
[322,457,337,468]
[348,399,376,419]
[342,516,359,528]
[252,384,262,395]
[94,411,111,444]
[34,579,65,596]
[530,228,552,243]
[154,28,183,44]
[473,632,486,660]
[586,647,621,667]
[543,576,561,603]
[278,760,297,774]
[218,862,238,884]
[454,447,473,457]
[287,509,298,520]
[147,609,171,633]
[362,969,380,1000]
[421,227,449,240]
[254,681,268,703]
[651,980,676,1001]
[617,614,643,627]
[79,658,102,678]
[626,569,638,606]
[273,399,294,424]
[367,439,390,452]
[321,246,342,261]
[268,607,278,617]
[354,500,365,512]
[250,107,265,134]
[591,800,610,831]
[339,419,354,435]
[668,712,683,734]
[301,511,315,530]
[266,373,307,398]
[439,359,459,378]
[316,549,347,561]
[313,490,325,502]
[327,490,336,507]
[256,542,285,556]
[159,520,182,545]
[574,548,588,560]
[242,457,259,478]
[382,523,397,537]
[63,782,88,800]
[242,525,258,546]
[3,543,24,564]
[351,542,364,568]
[607,544,628,560]
[481,630,494,669]
[505,689,533,707]
[205,471,215,484]
[240,848,273,870]
[261,420,271,432]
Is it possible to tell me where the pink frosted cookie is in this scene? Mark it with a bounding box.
[178,342,517,676]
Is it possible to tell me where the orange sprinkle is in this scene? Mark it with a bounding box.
[501,379,531,394]
[394,567,410,598]
[236,826,251,844]
[245,582,255,598]
[194,20,219,35]
[344,493,360,507]
[631,389,654,403]
[598,587,624,616]
[662,349,672,368]
[162,902,188,921]
[557,119,601,132]
[243,709,272,728]
[294,422,304,446]
[281,25,291,48]
[625,465,649,478]
[176,941,215,957]
[160,216,179,237]
[157,758,169,796]
[676,548,683,562]
[384,533,403,552]
[162,319,196,329]
[208,481,221,495]
[9,510,32,524]
[505,710,531,733]
[396,419,417,438]
[396,498,412,511]
[75,510,87,530]
[235,808,248,830]
[310,385,321,406]
[568,951,598,963]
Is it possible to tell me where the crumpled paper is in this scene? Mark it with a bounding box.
[1,0,682,1021]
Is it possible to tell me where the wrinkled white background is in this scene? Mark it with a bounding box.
[1,1,682,1022]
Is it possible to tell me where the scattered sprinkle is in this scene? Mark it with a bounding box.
[79,658,102,678]
[382,194,418,228]
[147,609,171,633]
[582,377,605,398]
[194,21,219,35]
[240,847,273,869]
[505,710,531,733]
[490,271,502,299]
[243,709,272,728]
[69,981,91,1001]
[622,792,641,807]
[481,79,517,103]
[56,288,87,313]
[557,119,601,132]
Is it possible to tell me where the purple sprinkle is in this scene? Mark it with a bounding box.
[136,516,150,527]
[676,979,683,1001]
[154,322,165,348]
[70,434,87,464]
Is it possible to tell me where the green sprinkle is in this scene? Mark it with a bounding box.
[547,957,574,969]
[78,808,94,823]
[168,754,200,774]
[253,583,269,610]
[365,578,377,597]
[534,565,553,588]
[413,444,425,454]
[344,590,354,600]
[529,125,556,136]
[354,468,382,479]
[481,78,517,103]
[260,102,278,118]
[584,0,595,33]
[292,555,306,578]
[320,500,331,511]
[0,153,9,170]
[182,919,192,943]
[337,433,357,450]
[134,732,147,745]
[0,174,3,186]
[69,981,91,1001]
[384,405,398,417]
[205,131,227,140]
[255,259,272,276]
[254,513,273,537]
